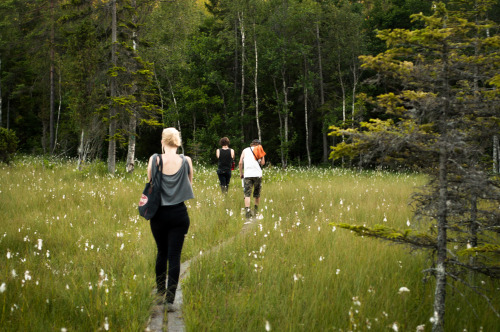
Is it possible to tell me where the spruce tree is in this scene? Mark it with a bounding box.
[330,1,500,330]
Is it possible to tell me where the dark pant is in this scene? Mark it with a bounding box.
[150,203,190,303]
[217,170,232,192]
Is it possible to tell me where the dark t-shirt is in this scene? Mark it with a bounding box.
[218,149,232,172]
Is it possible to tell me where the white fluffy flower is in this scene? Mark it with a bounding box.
[398,287,410,294]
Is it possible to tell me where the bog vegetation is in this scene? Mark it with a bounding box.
[1,156,499,331]
[1,0,500,331]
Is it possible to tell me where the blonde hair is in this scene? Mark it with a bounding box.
[161,127,181,148]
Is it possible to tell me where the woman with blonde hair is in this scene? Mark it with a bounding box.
[147,127,194,311]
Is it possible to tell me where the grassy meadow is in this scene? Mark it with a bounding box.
[0,156,499,331]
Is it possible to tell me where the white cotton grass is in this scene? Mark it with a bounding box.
[2,158,472,330]
[265,320,271,331]
[398,287,410,294]
[0,282,6,293]
[416,324,425,331]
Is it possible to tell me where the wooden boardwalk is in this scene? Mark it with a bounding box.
[146,218,256,331]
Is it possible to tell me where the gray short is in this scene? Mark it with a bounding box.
[243,177,262,198]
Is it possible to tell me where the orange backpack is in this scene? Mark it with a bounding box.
[251,145,266,160]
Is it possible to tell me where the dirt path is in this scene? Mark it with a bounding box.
[145,219,255,332]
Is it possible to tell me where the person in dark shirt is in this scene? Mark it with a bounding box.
[216,137,235,194]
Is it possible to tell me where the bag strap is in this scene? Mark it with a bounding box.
[250,146,262,169]
[151,154,163,187]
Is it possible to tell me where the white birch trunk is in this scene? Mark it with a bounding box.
[351,63,358,126]
[254,24,261,142]
[49,0,55,153]
[167,76,184,154]
[153,68,165,125]
[126,114,136,173]
[53,68,62,154]
[126,2,138,173]
[238,12,246,140]
[282,72,289,168]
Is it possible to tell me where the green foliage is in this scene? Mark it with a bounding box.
[334,223,436,249]
[331,2,500,329]
[0,128,19,164]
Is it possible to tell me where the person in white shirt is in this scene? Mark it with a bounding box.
[238,139,265,219]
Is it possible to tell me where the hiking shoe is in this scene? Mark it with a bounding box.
[166,303,175,312]
[245,209,252,219]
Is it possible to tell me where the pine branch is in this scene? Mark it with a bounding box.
[333,223,437,250]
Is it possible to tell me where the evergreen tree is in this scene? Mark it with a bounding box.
[331,1,500,330]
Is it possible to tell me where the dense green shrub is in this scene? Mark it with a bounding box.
[0,127,19,164]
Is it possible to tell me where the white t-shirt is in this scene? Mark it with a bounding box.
[243,147,262,178]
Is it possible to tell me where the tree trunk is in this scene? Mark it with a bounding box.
[6,98,9,129]
[469,195,478,266]
[316,23,328,163]
[166,75,184,154]
[77,130,85,171]
[238,11,246,141]
[433,38,451,332]
[53,67,62,154]
[433,142,448,332]
[107,0,118,174]
[234,20,239,95]
[126,0,138,174]
[153,68,164,124]
[282,70,289,168]
[273,77,284,166]
[304,57,311,167]
[126,114,136,173]
[338,61,346,167]
[254,23,261,142]
[49,0,55,153]
[0,57,2,128]
[351,62,358,126]
[493,135,499,173]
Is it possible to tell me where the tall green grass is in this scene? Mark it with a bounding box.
[183,167,500,331]
[0,156,498,331]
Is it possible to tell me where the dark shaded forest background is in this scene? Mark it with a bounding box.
[2,2,500,330]
[0,0,499,171]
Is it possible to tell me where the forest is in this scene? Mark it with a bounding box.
[2,0,497,171]
[1,1,500,331]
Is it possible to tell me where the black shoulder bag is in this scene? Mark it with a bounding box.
[138,154,163,220]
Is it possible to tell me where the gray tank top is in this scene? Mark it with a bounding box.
[151,154,194,206]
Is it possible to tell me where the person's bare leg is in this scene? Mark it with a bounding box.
[254,197,260,215]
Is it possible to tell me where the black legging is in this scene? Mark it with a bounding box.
[150,203,190,303]
[218,171,232,188]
